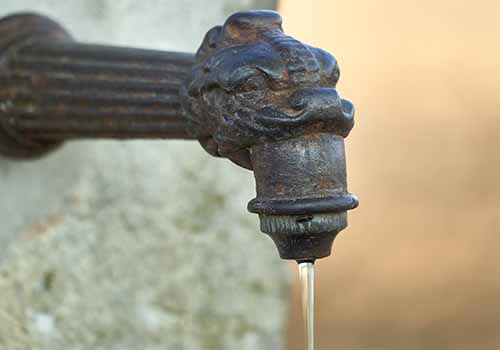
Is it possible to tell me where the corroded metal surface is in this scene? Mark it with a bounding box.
[182,11,357,260]
[0,13,70,158]
[0,10,357,261]
[0,13,195,158]
[181,11,354,169]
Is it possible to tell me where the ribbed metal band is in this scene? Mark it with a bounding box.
[248,193,359,215]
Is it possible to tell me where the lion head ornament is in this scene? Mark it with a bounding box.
[181,10,354,170]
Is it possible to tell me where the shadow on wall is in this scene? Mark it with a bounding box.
[279,0,500,349]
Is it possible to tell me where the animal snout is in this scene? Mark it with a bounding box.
[289,88,355,136]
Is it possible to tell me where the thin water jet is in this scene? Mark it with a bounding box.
[298,261,315,350]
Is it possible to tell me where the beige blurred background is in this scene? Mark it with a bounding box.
[279,0,500,349]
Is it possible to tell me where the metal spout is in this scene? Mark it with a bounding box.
[0,10,358,262]
[249,133,358,261]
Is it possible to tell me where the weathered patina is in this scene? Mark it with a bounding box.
[0,10,357,261]
[181,11,357,260]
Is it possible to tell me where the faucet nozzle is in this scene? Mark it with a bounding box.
[249,133,358,261]
[183,11,358,261]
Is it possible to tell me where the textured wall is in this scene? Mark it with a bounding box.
[0,1,289,349]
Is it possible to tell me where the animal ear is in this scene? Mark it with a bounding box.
[223,10,283,41]
[196,25,222,60]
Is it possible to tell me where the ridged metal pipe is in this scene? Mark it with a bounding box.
[4,42,195,139]
[0,13,195,157]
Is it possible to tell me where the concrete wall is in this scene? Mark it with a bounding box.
[0,1,289,349]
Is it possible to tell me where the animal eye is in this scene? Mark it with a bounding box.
[240,75,266,92]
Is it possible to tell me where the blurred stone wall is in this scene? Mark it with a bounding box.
[0,1,289,350]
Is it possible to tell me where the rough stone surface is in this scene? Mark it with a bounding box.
[0,1,289,349]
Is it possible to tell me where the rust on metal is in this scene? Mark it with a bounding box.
[182,11,357,261]
[0,10,357,261]
[0,13,195,158]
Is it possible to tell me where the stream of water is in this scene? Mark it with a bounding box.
[298,261,315,350]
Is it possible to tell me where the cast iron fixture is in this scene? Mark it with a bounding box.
[0,10,357,262]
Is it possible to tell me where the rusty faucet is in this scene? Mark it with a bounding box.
[0,10,357,262]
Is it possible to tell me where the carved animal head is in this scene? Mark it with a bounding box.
[181,10,354,169]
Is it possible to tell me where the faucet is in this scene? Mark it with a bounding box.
[0,10,357,263]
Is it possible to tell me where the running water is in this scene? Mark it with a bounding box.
[298,261,315,350]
